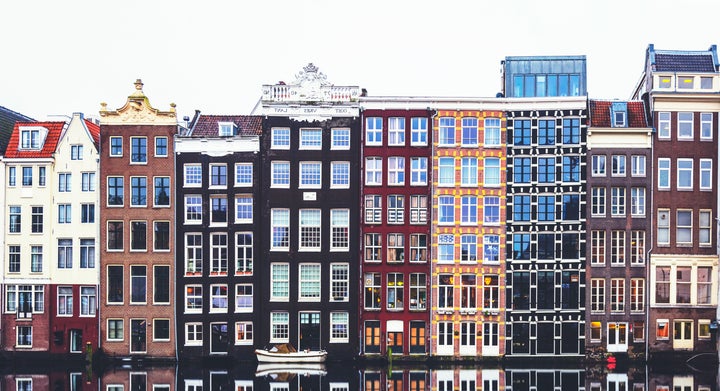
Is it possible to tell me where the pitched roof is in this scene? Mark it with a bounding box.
[589,100,649,128]
[655,53,717,72]
[4,121,66,159]
[84,118,100,146]
[188,115,262,138]
[0,106,34,156]
[648,45,719,73]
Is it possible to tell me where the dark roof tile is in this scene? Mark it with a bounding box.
[655,53,717,72]
[189,115,262,138]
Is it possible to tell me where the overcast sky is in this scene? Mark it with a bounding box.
[3,0,720,121]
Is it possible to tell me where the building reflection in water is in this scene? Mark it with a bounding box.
[0,362,716,391]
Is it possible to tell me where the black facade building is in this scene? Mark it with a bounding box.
[503,55,589,357]
[253,64,362,359]
[174,114,262,358]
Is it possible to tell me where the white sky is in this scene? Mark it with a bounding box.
[3,0,720,121]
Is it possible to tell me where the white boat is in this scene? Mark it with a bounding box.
[255,363,327,377]
[255,347,327,363]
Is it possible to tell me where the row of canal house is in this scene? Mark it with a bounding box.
[0,44,718,362]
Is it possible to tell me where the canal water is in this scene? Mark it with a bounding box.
[2,360,717,390]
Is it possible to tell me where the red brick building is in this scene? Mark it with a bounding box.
[98,80,177,358]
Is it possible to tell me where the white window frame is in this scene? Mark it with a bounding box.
[185,323,203,346]
[330,209,350,250]
[299,128,322,150]
[461,157,478,186]
[330,312,349,343]
[234,195,253,223]
[438,196,454,225]
[611,155,626,176]
[184,285,202,313]
[409,195,427,224]
[299,209,321,251]
[109,136,123,157]
[209,284,228,313]
[235,284,253,313]
[677,158,693,190]
[676,209,692,245]
[387,195,404,224]
[438,157,455,187]
[271,128,290,149]
[185,233,202,274]
[331,128,350,150]
[484,118,501,146]
[234,163,253,187]
[410,117,428,146]
[183,164,202,187]
[484,157,501,186]
[438,117,455,146]
[591,155,606,176]
[388,117,405,146]
[235,232,253,275]
[701,112,713,140]
[209,163,227,188]
[611,187,625,217]
[677,112,694,139]
[461,117,478,147]
[330,263,349,302]
[630,187,645,216]
[184,195,202,224]
[410,157,427,185]
[271,209,290,251]
[631,155,646,177]
[271,263,289,301]
[657,209,670,245]
[365,117,383,146]
[365,157,382,185]
[699,210,712,247]
[700,158,712,190]
[387,156,405,186]
[235,321,253,345]
[658,112,671,139]
[270,312,290,343]
[210,233,228,274]
[330,161,350,189]
[658,158,671,189]
[299,263,321,302]
[271,161,291,188]
[591,187,606,216]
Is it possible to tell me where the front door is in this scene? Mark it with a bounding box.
[210,323,228,354]
[299,312,320,350]
[607,322,628,352]
[130,319,146,353]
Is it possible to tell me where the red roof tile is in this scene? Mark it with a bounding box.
[4,121,66,159]
[84,119,100,146]
[589,100,648,128]
[189,115,262,138]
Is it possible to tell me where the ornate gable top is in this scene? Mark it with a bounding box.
[261,63,360,106]
[99,79,177,125]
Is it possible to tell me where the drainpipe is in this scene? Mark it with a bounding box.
[645,125,654,363]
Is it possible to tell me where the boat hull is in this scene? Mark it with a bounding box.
[254,349,327,363]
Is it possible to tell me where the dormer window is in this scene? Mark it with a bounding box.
[19,127,47,150]
[610,102,628,128]
[614,111,626,127]
[677,76,694,89]
[218,122,236,137]
[658,76,672,88]
[700,77,713,89]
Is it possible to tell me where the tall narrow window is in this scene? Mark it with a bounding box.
[235,232,253,275]
[130,137,147,163]
[130,265,147,304]
[330,209,350,250]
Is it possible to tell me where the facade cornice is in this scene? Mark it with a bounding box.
[175,136,259,154]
